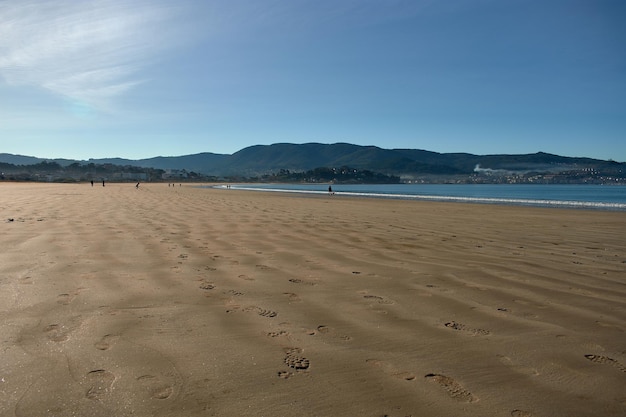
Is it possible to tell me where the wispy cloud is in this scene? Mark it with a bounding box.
[0,0,459,113]
[0,0,181,110]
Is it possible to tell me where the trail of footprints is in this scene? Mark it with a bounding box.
[48,269,543,413]
[86,333,175,402]
[65,257,626,413]
[49,262,611,414]
[193,268,542,413]
[84,370,173,401]
[52,284,179,405]
[196,275,278,317]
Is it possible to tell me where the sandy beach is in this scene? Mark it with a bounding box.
[1,182,624,417]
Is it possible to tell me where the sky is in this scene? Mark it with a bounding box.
[1,0,625,162]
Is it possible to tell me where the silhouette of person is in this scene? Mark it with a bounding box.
[90,180,93,186]
[136,182,140,189]
[328,185,333,195]
[102,180,105,187]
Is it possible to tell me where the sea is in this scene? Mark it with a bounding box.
[212,183,626,211]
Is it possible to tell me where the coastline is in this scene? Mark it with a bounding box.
[212,183,626,211]
[1,182,625,416]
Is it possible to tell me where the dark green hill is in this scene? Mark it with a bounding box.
[88,152,227,173]
[223,143,464,176]
[1,143,623,183]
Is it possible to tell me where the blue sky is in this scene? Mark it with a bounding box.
[1,0,625,161]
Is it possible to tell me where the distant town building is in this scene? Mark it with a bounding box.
[113,172,148,181]
[162,169,189,179]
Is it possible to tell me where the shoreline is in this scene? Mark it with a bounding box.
[1,183,625,416]
[207,183,626,211]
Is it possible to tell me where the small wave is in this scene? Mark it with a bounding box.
[334,191,626,210]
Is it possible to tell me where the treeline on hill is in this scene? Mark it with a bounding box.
[255,167,401,184]
[0,161,177,182]
[0,161,399,184]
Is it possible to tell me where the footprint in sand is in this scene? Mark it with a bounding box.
[444,321,490,336]
[316,325,330,334]
[224,301,241,313]
[289,278,316,286]
[227,304,278,318]
[277,370,294,379]
[267,330,289,338]
[283,292,301,302]
[94,334,120,351]
[255,307,278,318]
[137,374,174,399]
[199,281,215,290]
[284,347,310,370]
[595,321,624,332]
[306,325,352,341]
[85,369,115,400]
[238,274,255,281]
[56,293,74,305]
[115,338,180,402]
[511,410,534,417]
[44,324,70,342]
[358,290,394,305]
[584,354,626,373]
[363,294,394,305]
[56,288,86,305]
[18,276,33,285]
[393,372,417,381]
[497,355,539,376]
[425,373,477,403]
[366,359,416,381]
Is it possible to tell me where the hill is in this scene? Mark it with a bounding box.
[1,143,624,184]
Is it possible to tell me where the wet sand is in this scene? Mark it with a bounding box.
[1,182,625,417]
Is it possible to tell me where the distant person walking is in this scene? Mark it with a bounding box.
[328,185,334,195]
[136,182,140,189]
[102,180,105,187]
[90,180,93,186]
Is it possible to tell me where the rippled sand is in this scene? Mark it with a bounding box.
[1,182,624,416]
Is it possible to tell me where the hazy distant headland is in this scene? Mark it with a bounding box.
[1,143,624,184]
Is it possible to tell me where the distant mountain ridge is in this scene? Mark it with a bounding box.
[1,143,623,179]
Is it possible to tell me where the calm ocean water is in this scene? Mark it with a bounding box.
[214,183,626,211]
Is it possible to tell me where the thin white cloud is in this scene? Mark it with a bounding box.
[0,0,181,110]
[0,0,468,113]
